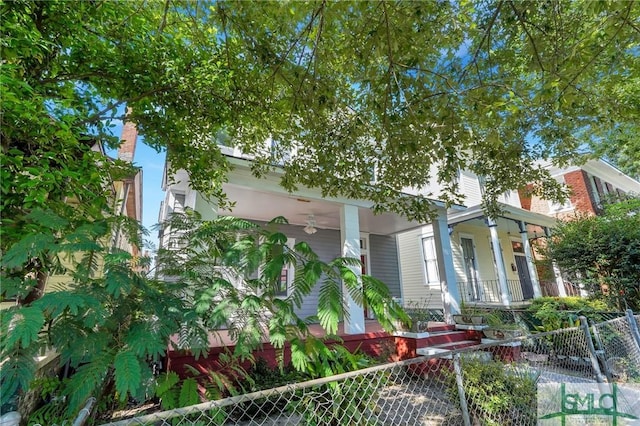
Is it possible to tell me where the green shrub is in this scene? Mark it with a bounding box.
[293,345,382,426]
[528,297,608,331]
[245,358,304,393]
[448,359,538,426]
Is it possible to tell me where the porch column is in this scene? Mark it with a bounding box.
[518,221,542,299]
[432,209,461,323]
[487,217,511,306]
[340,204,365,334]
[545,227,567,297]
[552,262,567,297]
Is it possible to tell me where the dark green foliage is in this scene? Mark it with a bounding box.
[528,297,609,331]
[292,346,380,426]
[154,373,200,411]
[448,359,538,426]
[244,358,303,393]
[546,197,640,311]
[1,208,405,419]
[0,210,184,416]
[158,211,408,373]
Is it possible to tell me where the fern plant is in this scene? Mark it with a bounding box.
[1,208,407,420]
[0,208,203,418]
[157,211,408,374]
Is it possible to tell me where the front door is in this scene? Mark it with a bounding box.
[461,237,480,301]
[514,255,534,300]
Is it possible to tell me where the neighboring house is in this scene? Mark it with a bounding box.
[110,120,144,258]
[397,168,559,309]
[520,159,640,219]
[517,158,640,297]
[158,146,467,333]
[24,121,143,299]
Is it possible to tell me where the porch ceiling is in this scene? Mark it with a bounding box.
[447,203,557,238]
[219,183,423,235]
[448,203,557,228]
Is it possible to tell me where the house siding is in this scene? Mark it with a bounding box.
[369,234,401,298]
[396,226,445,309]
[565,170,597,216]
[459,170,483,206]
[254,222,401,320]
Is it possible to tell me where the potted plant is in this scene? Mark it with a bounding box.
[453,304,489,325]
[483,314,525,340]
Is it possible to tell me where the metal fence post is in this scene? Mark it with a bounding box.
[452,353,472,426]
[625,309,640,350]
[72,397,96,426]
[579,316,606,384]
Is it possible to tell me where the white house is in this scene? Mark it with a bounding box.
[397,168,559,309]
[158,146,468,332]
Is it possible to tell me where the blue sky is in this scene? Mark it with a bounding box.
[134,141,166,251]
[105,122,166,251]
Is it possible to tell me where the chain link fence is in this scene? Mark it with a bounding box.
[592,310,640,383]
[97,312,640,426]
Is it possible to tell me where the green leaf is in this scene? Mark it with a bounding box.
[114,349,141,401]
[32,291,90,317]
[25,208,69,230]
[179,378,200,408]
[0,352,37,406]
[1,234,55,269]
[1,307,45,350]
[105,266,132,298]
[64,350,114,414]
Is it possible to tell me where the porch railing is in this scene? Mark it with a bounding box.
[458,279,532,304]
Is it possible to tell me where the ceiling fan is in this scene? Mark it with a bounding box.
[304,214,317,234]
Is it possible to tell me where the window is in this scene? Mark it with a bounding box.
[548,198,572,213]
[275,238,295,296]
[548,177,572,213]
[360,234,371,275]
[173,193,186,214]
[511,240,525,254]
[422,236,440,286]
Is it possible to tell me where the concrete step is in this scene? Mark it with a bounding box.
[431,339,480,351]
[426,322,456,332]
[423,330,470,346]
[416,340,480,358]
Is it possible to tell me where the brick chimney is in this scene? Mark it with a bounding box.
[118,108,137,163]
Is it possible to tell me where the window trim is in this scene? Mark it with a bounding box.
[420,234,440,287]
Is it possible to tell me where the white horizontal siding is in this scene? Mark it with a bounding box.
[396,226,444,309]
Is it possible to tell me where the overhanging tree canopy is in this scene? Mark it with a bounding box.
[2,0,639,416]
[3,0,638,226]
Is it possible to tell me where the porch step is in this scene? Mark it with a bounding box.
[423,330,470,346]
[416,340,480,358]
[426,322,456,332]
[430,339,480,351]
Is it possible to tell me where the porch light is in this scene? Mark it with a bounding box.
[304,214,317,234]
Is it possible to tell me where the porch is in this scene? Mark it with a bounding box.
[165,319,478,379]
[458,279,533,304]
[446,204,564,307]
[457,278,579,305]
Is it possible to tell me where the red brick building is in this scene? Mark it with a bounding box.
[520,159,640,220]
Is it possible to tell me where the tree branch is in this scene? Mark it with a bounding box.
[509,1,546,72]
[458,1,504,84]
[78,85,173,125]
[560,2,633,96]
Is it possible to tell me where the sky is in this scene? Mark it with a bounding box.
[133,140,166,251]
[105,122,166,252]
